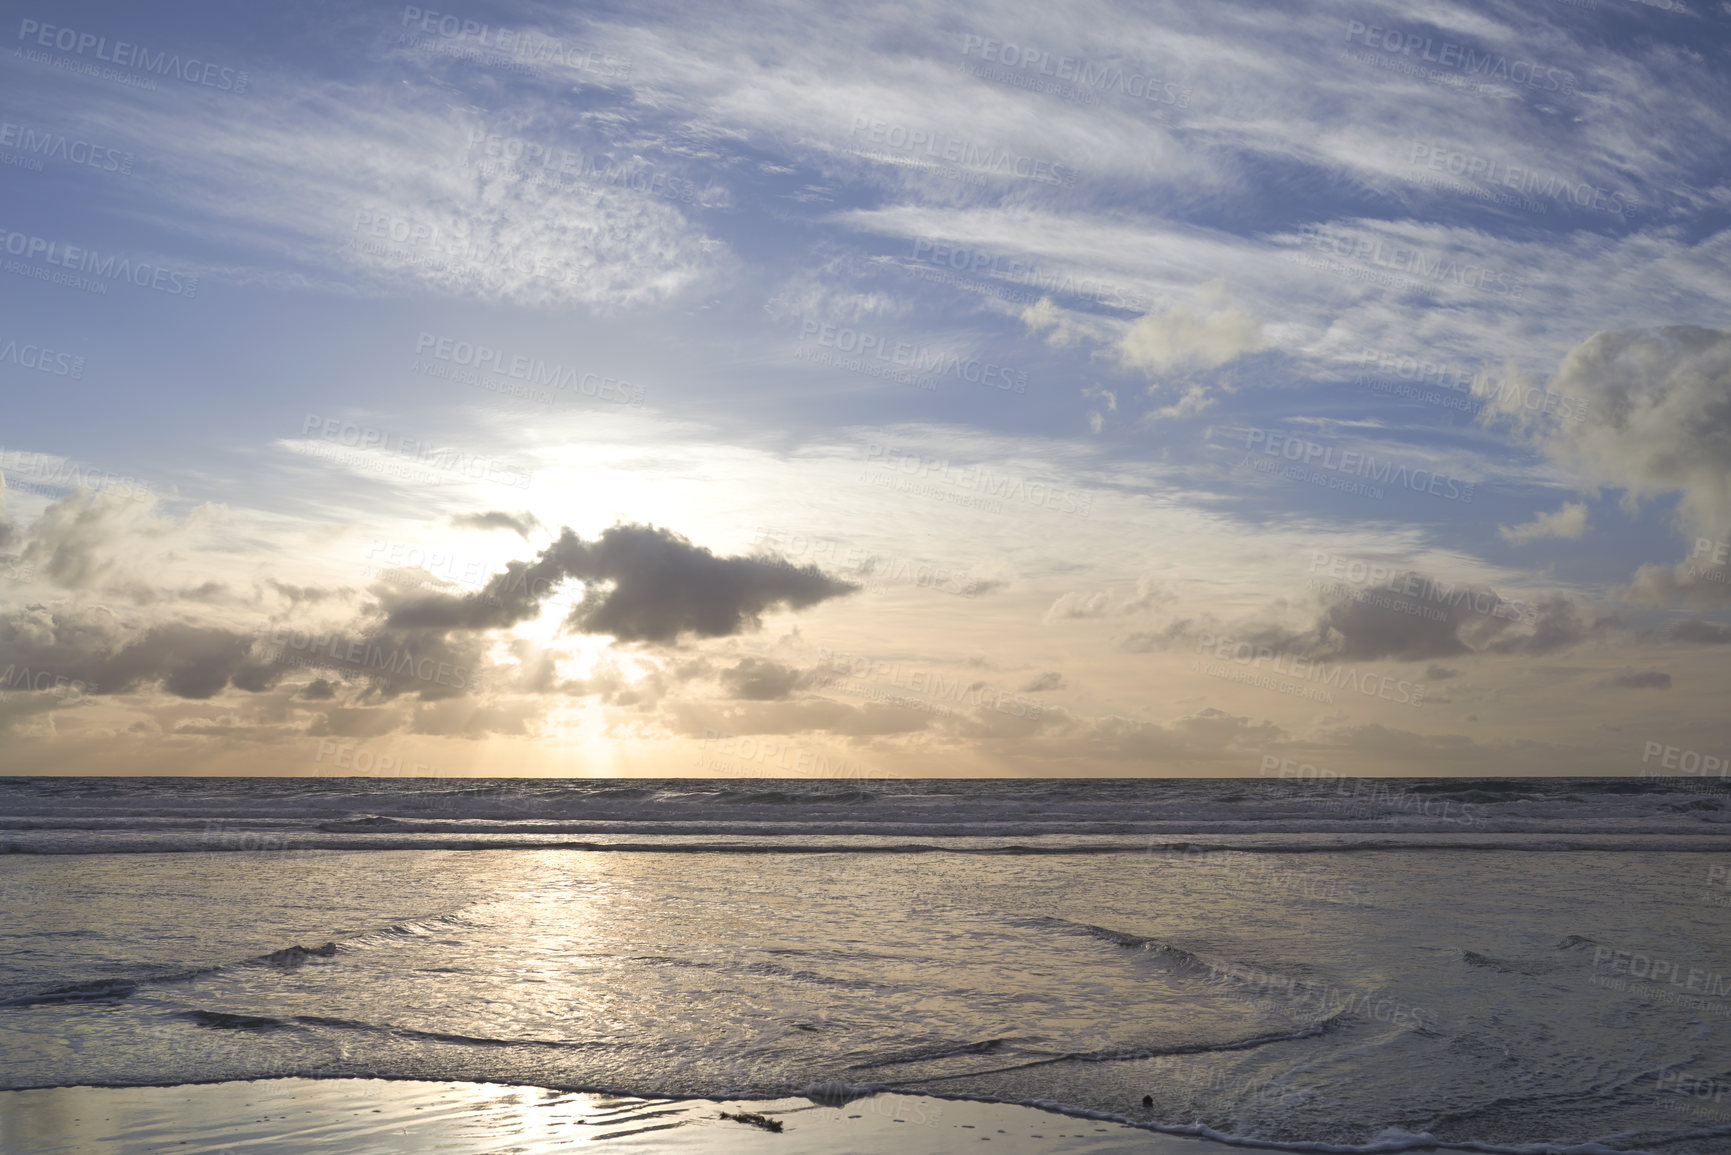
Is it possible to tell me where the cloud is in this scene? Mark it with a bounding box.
[1664,619,1731,644]
[1116,282,1264,376]
[1123,577,1602,663]
[15,489,209,591]
[1622,560,1731,609]
[1140,384,1217,426]
[1424,665,1459,681]
[668,697,934,738]
[0,607,281,700]
[1047,577,1173,623]
[1019,672,1066,692]
[1021,297,1102,348]
[969,705,1286,770]
[1498,501,1590,545]
[387,523,859,643]
[720,657,804,700]
[1606,669,1671,689]
[451,510,544,538]
[1529,327,1731,540]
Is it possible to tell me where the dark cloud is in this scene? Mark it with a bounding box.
[1606,669,1671,689]
[300,679,338,700]
[1666,618,1731,644]
[1424,665,1459,681]
[253,619,490,702]
[1472,596,1602,656]
[719,657,804,700]
[1020,672,1066,692]
[388,523,858,643]
[1315,581,1472,660]
[266,579,347,606]
[1126,578,1601,664]
[451,510,543,538]
[0,608,281,700]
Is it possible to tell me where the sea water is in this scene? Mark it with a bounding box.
[1,776,1729,1152]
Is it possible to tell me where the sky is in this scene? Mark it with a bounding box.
[2,0,1730,779]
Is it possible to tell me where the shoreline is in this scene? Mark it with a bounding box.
[0,1077,1670,1155]
[0,1078,1250,1154]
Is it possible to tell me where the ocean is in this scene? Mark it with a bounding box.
[2,776,1729,1152]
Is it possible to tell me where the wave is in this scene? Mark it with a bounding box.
[0,914,468,1011]
[0,978,139,1007]
[882,1020,1347,1086]
[629,953,886,990]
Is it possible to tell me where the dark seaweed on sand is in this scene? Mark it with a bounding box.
[720,1110,785,1132]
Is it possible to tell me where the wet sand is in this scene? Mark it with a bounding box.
[0,1078,1247,1153]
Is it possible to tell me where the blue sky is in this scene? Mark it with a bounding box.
[3,0,1730,777]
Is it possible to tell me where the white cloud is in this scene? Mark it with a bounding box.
[1118,281,1263,375]
[1498,501,1590,545]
